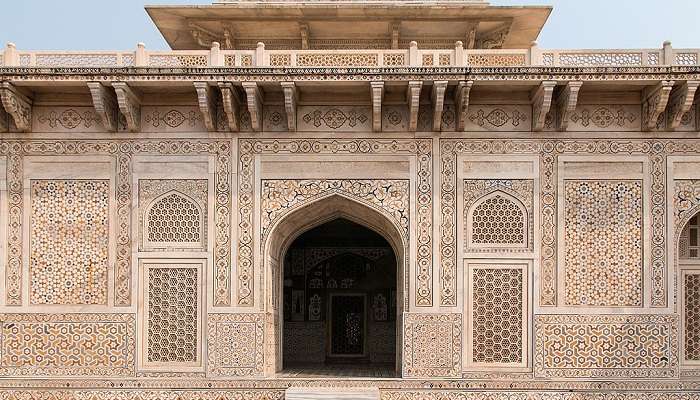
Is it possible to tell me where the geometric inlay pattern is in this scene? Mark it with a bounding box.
[139,179,208,251]
[30,179,109,305]
[208,313,265,377]
[472,267,524,364]
[564,180,643,307]
[535,314,678,379]
[685,272,700,361]
[403,313,461,378]
[147,267,199,363]
[0,313,135,377]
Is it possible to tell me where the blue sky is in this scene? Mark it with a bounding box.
[1,1,699,50]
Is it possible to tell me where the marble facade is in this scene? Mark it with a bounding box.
[1,0,700,398]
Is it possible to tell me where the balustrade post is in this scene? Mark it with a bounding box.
[135,42,148,67]
[454,41,464,67]
[256,42,267,67]
[663,40,673,66]
[4,42,19,67]
[409,41,419,67]
[210,42,224,67]
[530,41,541,66]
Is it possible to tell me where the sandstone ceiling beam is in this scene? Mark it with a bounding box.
[371,81,384,132]
[0,82,32,132]
[407,81,422,132]
[218,82,241,132]
[642,80,674,132]
[281,82,298,132]
[431,81,448,132]
[87,82,119,133]
[531,81,556,132]
[242,82,263,132]
[455,80,473,132]
[112,82,142,133]
[666,81,700,131]
[194,82,219,132]
[554,81,583,132]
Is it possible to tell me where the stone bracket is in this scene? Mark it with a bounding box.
[666,80,699,131]
[407,81,422,132]
[0,100,8,132]
[531,80,556,132]
[194,82,219,132]
[391,21,401,49]
[281,82,297,132]
[555,81,583,132]
[371,81,384,132]
[242,82,263,132]
[87,82,119,132]
[0,81,32,132]
[113,82,141,133]
[218,82,241,132]
[642,80,674,131]
[431,81,448,132]
[455,80,473,132]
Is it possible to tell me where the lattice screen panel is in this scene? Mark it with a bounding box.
[470,194,526,247]
[144,264,201,367]
[468,264,527,369]
[685,272,700,362]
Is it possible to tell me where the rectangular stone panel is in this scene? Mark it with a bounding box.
[535,314,678,379]
[403,313,461,378]
[30,179,109,305]
[33,106,112,133]
[141,106,206,132]
[0,313,135,377]
[464,105,531,132]
[297,106,372,132]
[564,180,643,307]
[207,313,265,377]
[567,105,641,132]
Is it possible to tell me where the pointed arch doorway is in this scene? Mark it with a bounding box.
[263,195,405,377]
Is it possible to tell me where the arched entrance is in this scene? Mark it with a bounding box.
[263,195,405,377]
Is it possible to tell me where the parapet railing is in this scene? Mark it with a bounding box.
[1,41,698,69]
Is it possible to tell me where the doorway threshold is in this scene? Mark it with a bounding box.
[278,363,397,379]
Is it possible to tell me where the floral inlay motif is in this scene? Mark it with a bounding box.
[302,108,369,129]
[38,109,100,129]
[30,180,109,305]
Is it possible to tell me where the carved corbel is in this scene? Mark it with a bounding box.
[371,81,384,132]
[666,81,699,131]
[87,82,119,132]
[431,81,448,132]
[112,82,141,133]
[300,23,310,50]
[455,80,473,132]
[242,82,263,132]
[477,21,512,49]
[642,80,674,131]
[531,81,556,132]
[0,105,8,133]
[465,22,479,49]
[189,21,219,48]
[194,82,218,132]
[218,82,241,132]
[407,81,422,132]
[281,82,297,132]
[0,82,32,132]
[554,81,583,132]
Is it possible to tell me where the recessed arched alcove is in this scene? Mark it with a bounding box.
[263,194,405,377]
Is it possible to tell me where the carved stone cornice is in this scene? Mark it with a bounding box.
[218,82,241,132]
[194,82,218,132]
[642,80,674,131]
[407,81,422,132]
[0,81,32,132]
[666,80,699,131]
[281,82,297,132]
[87,82,119,132]
[431,81,448,132]
[454,80,473,132]
[112,82,141,133]
[554,81,583,132]
[531,81,556,132]
[242,82,263,132]
[371,81,384,132]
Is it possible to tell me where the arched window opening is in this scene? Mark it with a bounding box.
[469,192,527,248]
[145,191,204,249]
